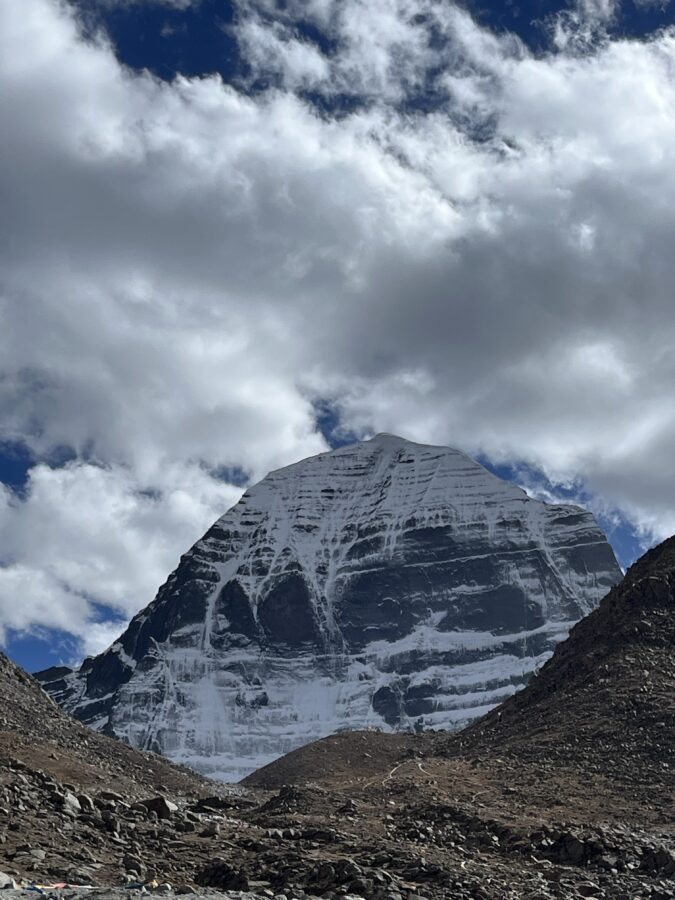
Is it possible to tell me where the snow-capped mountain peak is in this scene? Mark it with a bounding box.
[38,436,622,781]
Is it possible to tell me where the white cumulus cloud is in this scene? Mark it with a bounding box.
[1,0,675,657]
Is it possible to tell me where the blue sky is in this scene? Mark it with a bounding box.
[0,442,33,493]
[73,0,675,84]
[1,0,673,673]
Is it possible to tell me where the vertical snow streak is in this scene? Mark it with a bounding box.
[71,436,620,780]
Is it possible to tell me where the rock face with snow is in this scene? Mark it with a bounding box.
[38,435,622,781]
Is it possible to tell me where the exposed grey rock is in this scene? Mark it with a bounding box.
[123,854,145,877]
[37,435,621,780]
[77,794,95,813]
[98,791,125,803]
[139,797,178,820]
[62,793,82,817]
[195,861,249,890]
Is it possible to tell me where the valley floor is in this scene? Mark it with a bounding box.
[1,729,674,900]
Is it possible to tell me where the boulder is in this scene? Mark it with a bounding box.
[139,796,178,819]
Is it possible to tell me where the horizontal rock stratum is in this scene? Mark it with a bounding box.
[38,434,622,780]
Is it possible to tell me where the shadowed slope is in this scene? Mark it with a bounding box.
[245,536,675,821]
[0,651,212,797]
[455,536,675,776]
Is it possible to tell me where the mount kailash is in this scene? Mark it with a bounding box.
[38,434,622,780]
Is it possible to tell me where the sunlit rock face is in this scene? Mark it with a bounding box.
[38,435,622,781]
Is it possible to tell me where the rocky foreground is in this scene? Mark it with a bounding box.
[1,729,674,900]
[1,539,674,899]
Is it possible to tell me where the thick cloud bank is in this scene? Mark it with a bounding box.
[1,0,674,655]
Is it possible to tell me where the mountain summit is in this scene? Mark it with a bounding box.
[38,435,621,780]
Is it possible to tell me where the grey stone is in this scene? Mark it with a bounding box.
[62,792,82,816]
[0,872,16,889]
[139,797,178,820]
